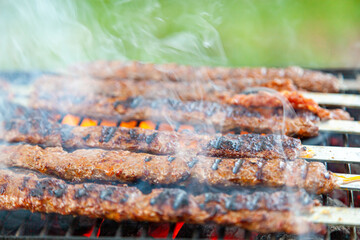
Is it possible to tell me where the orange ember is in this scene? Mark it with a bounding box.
[62,115,80,126]
[335,174,360,184]
[120,120,138,128]
[80,118,98,127]
[172,222,184,239]
[82,225,95,237]
[148,223,170,238]
[139,120,156,130]
[96,219,105,237]
[100,120,117,127]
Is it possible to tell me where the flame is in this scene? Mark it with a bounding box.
[62,114,80,126]
[210,228,218,240]
[148,223,170,238]
[81,118,98,127]
[139,120,156,130]
[96,219,105,237]
[335,174,360,184]
[172,222,184,239]
[82,225,95,238]
[120,120,138,128]
[100,120,117,127]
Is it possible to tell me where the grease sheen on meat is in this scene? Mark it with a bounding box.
[0,144,336,194]
[2,118,304,159]
[69,61,340,92]
[31,95,320,137]
[32,76,350,121]
[0,169,325,234]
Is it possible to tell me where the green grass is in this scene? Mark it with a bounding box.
[1,0,360,70]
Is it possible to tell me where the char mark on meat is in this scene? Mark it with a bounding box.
[0,144,337,194]
[1,118,304,160]
[0,169,325,234]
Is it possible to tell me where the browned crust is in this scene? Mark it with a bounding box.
[0,169,325,234]
[0,144,336,194]
[32,76,349,121]
[2,118,303,160]
[30,95,319,137]
[68,61,340,92]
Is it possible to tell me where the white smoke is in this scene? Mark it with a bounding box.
[0,0,227,71]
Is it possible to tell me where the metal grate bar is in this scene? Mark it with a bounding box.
[39,215,52,236]
[344,130,357,240]
[191,226,200,240]
[115,222,122,237]
[303,206,360,225]
[302,145,360,163]
[217,226,225,240]
[65,217,75,237]
[302,92,360,108]
[318,120,360,135]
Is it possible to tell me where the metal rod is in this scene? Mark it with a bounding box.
[302,92,360,108]
[115,222,122,237]
[65,217,75,237]
[318,120,360,135]
[344,127,357,240]
[39,214,52,236]
[341,79,360,92]
[303,206,360,226]
[302,145,360,163]
[337,173,360,191]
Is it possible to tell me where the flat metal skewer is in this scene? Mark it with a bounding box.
[318,120,360,135]
[303,206,360,226]
[335,173,360,191]
[302,92,360,108]
[342,79,360,92]
[302,145,360,163]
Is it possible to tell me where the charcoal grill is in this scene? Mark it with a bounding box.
[0,69,359,239]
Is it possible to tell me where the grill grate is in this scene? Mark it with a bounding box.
[0,70,359,239]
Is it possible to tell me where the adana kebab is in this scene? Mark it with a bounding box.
[2,118,305,160]
[0,169,325,234]
[68,61,340,92]
[32,76,351,121]
[0,144,336,194]
[4,118,358,163]
[31,95,320,137]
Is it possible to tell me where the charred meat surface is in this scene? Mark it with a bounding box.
[0,144,336,193]
[32,76,350,121]
[68,61,340,92]
[2,118,304,159]
[31,95,319,137]
[0,169,324,234]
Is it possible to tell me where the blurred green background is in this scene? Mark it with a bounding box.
[1,0,360,70]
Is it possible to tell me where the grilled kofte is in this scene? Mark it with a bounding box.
[31,96,320,137]
[69,60,340,93]
[32,76,351,120]
[0,169,324,234]
[30,75,350,137]
[2,118,305,159]
[0,62,350,235]
[0,144,336,194]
